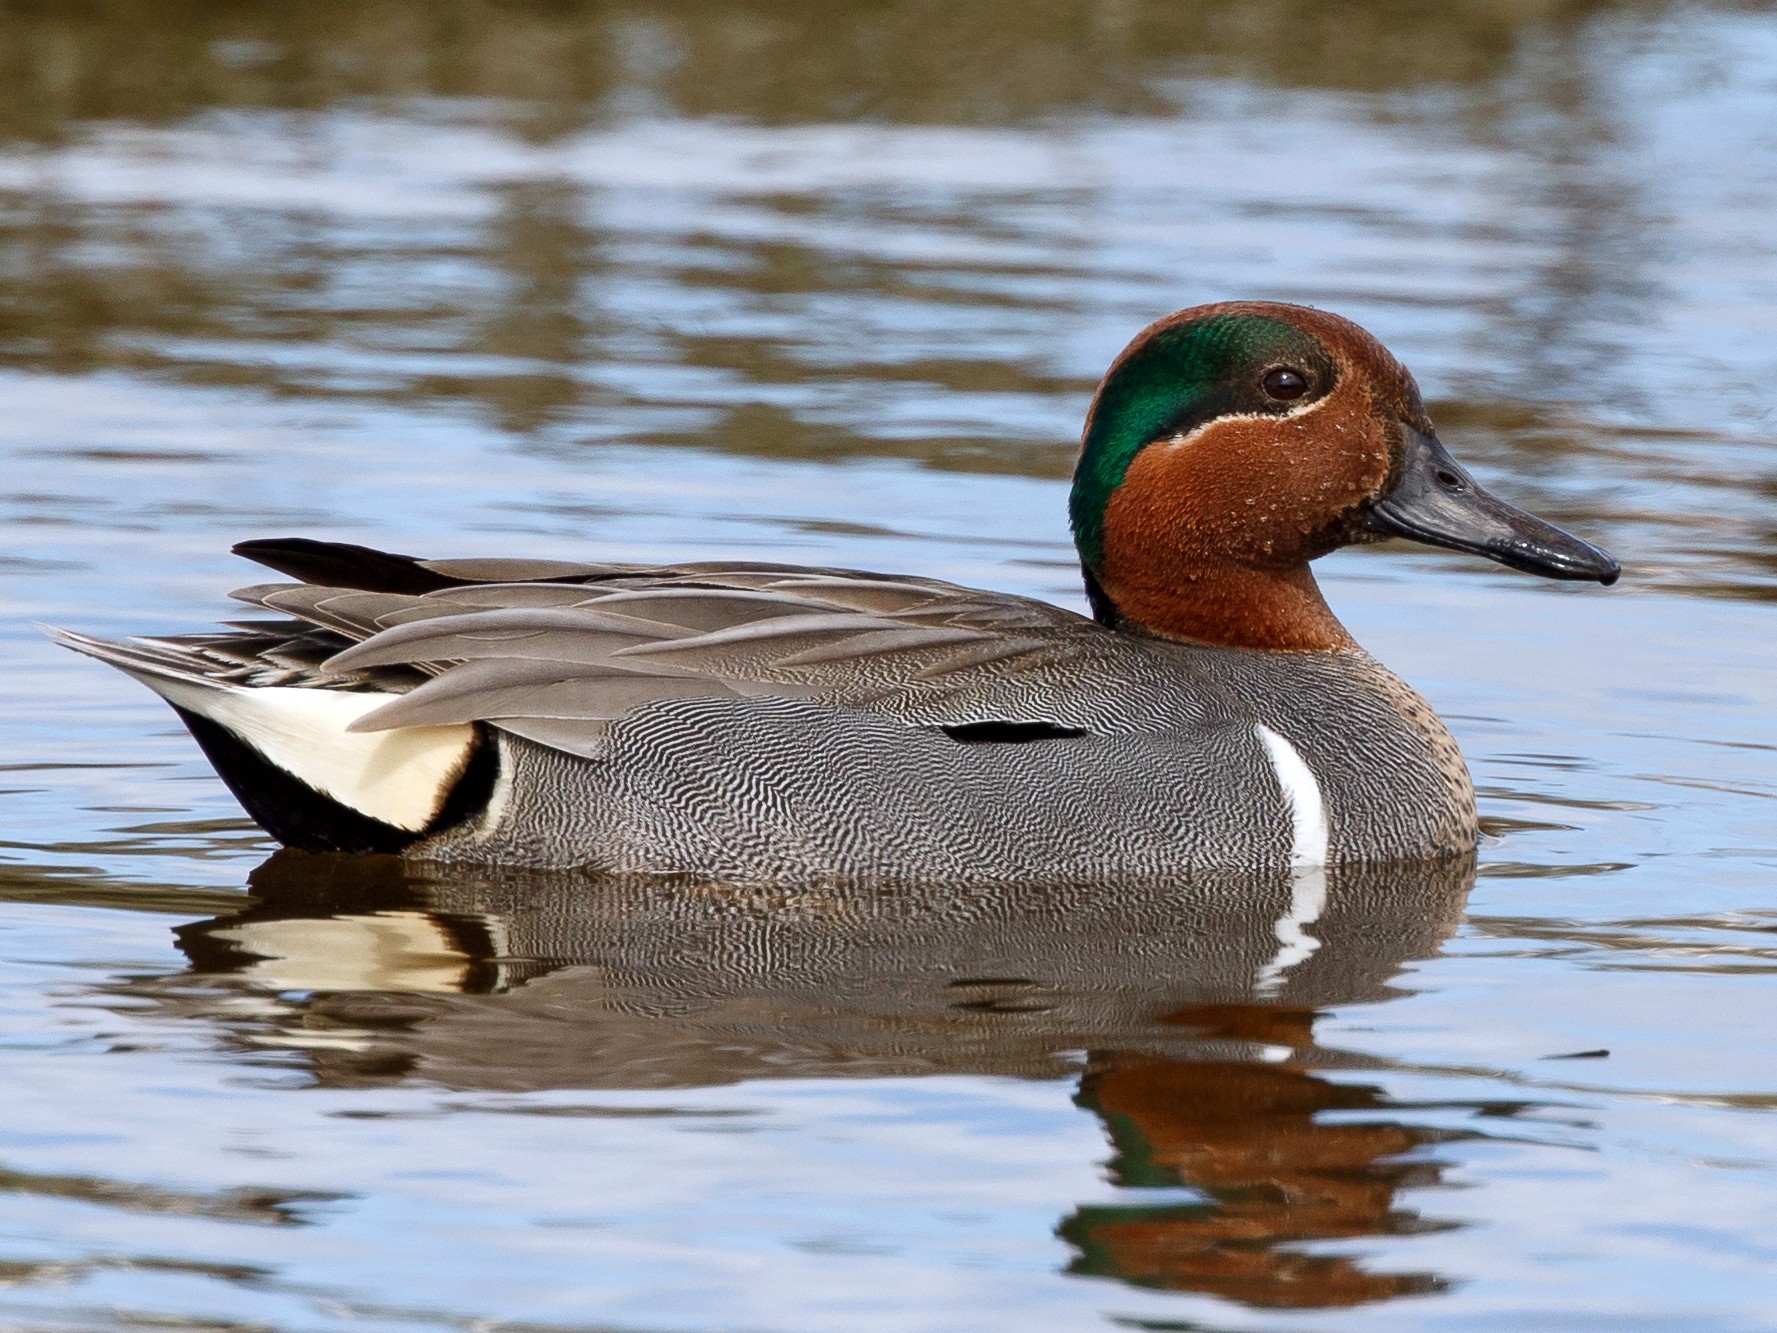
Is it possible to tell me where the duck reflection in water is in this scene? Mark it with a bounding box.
[163,853,1485,1313]
[1065,1013,1454,1307]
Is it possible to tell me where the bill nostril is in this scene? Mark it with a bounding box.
[1434,468,1465,492]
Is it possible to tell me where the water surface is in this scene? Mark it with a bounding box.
[2,2,1775,1329]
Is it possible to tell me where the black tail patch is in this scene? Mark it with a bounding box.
[171,706,499,855]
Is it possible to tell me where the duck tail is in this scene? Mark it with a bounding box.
[44,627,492,855]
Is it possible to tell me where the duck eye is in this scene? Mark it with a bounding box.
[1261,366,1310,401]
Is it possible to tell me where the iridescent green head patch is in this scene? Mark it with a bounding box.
[1069,312,1334,569]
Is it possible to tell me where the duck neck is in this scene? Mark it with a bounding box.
[1086,560,1358,653]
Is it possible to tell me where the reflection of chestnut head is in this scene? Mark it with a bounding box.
[1062,1042,1457,1309]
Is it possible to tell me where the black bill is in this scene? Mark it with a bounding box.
[1367,426,1620,585]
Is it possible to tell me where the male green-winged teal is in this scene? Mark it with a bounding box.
[54,302,1618,881]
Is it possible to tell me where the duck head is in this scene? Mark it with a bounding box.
[1070,301,1619,651]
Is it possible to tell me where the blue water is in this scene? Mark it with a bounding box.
[1,3,1775,1329]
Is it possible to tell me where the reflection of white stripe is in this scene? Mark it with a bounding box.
[1253,724,1330,995]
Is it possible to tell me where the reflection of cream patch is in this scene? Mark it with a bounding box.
[218,912,474,994]
[1253,724,1330,995]
[116,670,474,832]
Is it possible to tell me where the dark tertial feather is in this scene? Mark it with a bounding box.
[233,538,458,595]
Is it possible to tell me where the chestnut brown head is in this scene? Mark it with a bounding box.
[1070,302,1617,650]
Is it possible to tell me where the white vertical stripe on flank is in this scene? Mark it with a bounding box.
[1253,724,1331,996]
[1254,723,1329,868]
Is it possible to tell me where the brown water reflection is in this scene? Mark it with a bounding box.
[1065,1038,1452,1308]
[0,0,1686,139]
[135,852,1480,1312]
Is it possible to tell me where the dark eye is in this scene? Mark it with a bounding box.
[1261,366,1310,401]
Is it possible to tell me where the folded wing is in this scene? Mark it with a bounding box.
[219,539,1207,761]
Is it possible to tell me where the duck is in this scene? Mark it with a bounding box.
[52,301,1618,881]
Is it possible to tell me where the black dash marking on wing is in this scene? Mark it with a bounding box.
[938,720,1088,744]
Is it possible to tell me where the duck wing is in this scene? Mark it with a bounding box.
[227,539,1210,761]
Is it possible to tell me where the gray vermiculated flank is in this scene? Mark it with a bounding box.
[421,703,1292,877]
[418,649,1470,879]
[59,555,1478,880]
